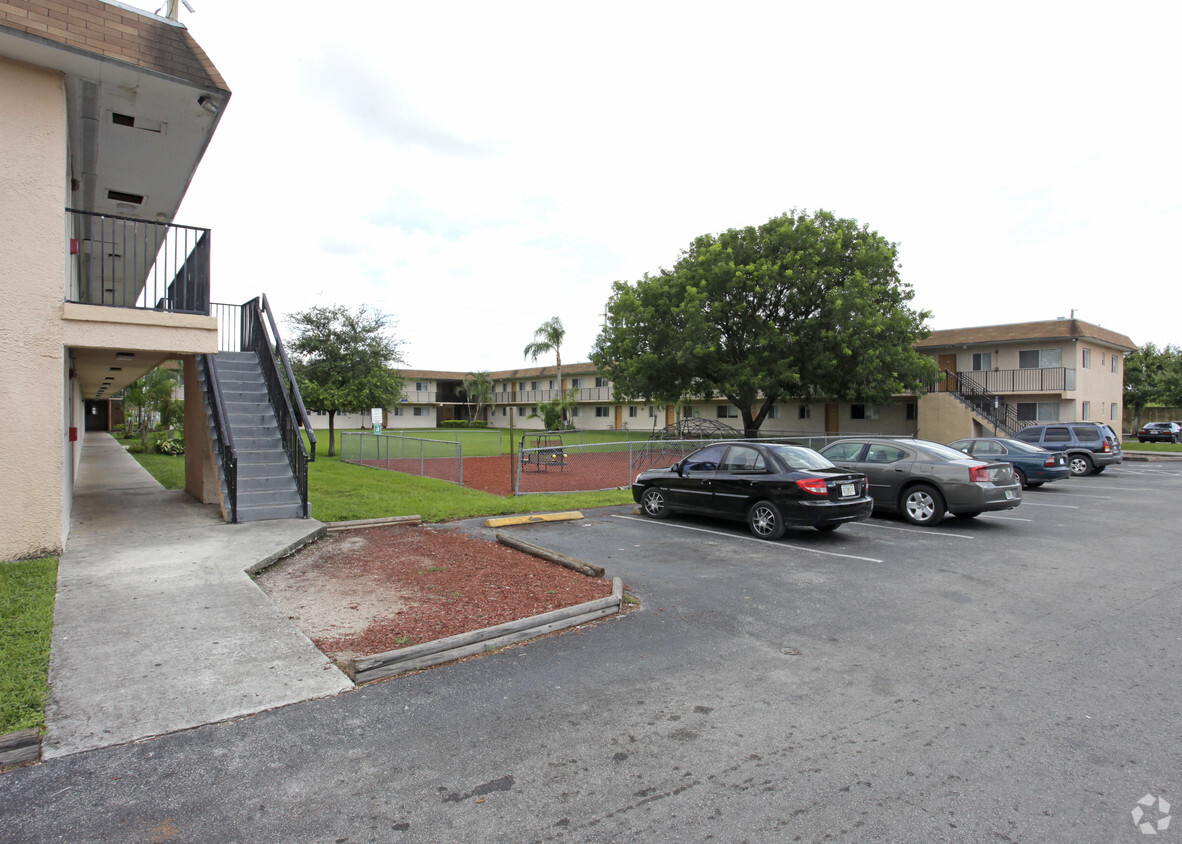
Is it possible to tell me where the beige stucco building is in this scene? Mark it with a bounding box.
[1,1,231,559]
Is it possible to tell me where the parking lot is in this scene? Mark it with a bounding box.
[3,460,1181,842]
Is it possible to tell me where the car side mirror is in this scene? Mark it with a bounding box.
[675,461,685,476]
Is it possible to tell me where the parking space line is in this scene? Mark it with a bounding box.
[981,514,1033,521]
[851,520,978,539]
[611,515,884,563]
[1045,493,1112,499]
[1020,501,1080,509]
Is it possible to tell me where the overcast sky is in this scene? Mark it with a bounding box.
[127,1,1180,371]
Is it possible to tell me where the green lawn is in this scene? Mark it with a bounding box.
[0,557,58,735]
[1121,440,1182,453]
[131,428,634,522]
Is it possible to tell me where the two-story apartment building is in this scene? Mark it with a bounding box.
[914,319,1134,443]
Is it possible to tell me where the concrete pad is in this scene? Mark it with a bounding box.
[43,434,353,759]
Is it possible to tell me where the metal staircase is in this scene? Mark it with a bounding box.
[199,295,316,523]
[935,369,1025,438]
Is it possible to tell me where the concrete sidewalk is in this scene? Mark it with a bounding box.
[43,433,352,759]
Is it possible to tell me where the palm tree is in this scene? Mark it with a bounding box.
[524,317,567,426]
[458,371,494,423]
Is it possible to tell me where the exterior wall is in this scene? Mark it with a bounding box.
[1072,341,1124,432]
[916,392,987,444]
[183,357,222,508]
[0,58,69,559]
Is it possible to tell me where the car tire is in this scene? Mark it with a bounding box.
[1068,453,1093,476]
[815,524,839,533]
[640,488,670,519]
[747,500,786,540]
[1014,467,1028,489]
[900,484,945,526]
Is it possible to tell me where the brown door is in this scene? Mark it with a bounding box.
[937,354,958,391]
[614,406,623,429]
[665,405,675,426]
[825,403,839,434]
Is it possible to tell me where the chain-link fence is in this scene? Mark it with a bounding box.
[513,432,915,495]
[341,432,463,486]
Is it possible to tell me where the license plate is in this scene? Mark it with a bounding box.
[1005,490,1016,500]
[841,483,856,497]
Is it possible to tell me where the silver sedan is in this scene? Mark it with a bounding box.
[819,437,1022,526]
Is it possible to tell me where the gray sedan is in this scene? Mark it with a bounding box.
[819,437,1022,526]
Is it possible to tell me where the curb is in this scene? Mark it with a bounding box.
[0,728,41,769]
[484,511,583,528]
[327,515,422,532]
[345,577,624,685]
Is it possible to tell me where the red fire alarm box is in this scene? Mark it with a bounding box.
[69,427,78,442]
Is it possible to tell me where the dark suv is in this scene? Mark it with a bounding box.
[1014,422,1122,475]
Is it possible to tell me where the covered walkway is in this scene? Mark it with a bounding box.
[44,433,352,759]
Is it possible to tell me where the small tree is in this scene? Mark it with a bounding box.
[458,371,494,423]
[524,317,566,421]
[288,304,405,457]
[122,366,179,448]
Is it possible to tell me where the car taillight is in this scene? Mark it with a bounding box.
[1044,456,1057,468]
[796,477,829,496]
[1102,441,1111,453]
[969,465,991,483]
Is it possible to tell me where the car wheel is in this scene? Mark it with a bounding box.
[747,500,786,540]
[815,524,839,533]
[900,484,945,526]
[640,488,670,519]
[1068,453,1093,476]
[1026,481,1044,488]
[1014,467,1028,489]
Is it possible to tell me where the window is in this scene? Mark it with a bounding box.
[1110,404,1117,421]
[824,441,864,461]
[393,407,403,416]
[850,404,880,420]
[569,406,580,417]
[519,382,526,391]
[721,445,765,472]
[530,381,538,390]
[682,405,698,418]
[628,406,638,418]
[502,407,507,416]
[768,405,781,419]
[865,444,906,463]
[570,378,582,389]
[549,380,555,389]
[1112,356,1119,374]
[1043,426,1071,442]
[1017,402,1060,422]
[414,381,428,392]
[1019,348,1062,369]
[799,404,812,420]
[595,376,609,388]
[972,352,992,371]
[649,406,657,418]
[906,403,917,421]
[595,406,609,418]
[1072,424,1100,442]
[412,407,425,417]
[1081,348,1091,369]
[717,405,739,418]
[1081,401,1090,421]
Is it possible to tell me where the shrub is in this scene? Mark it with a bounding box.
[124,441,147,454]
[157,438,185,455]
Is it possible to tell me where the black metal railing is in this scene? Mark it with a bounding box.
[933,369,1026,436]
[196,353,238,523]
[952,367,1076,393]
[66,209,210,314]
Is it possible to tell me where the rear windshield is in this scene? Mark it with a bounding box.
[999,439,1046,454]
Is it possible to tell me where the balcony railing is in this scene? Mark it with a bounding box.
[66,209,210,315]
[491,386,615,405]
[944,367,1076,394]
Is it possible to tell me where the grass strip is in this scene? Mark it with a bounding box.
[0,557,58,734]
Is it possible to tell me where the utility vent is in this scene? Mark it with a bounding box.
[107,190,144,204]
[110,112,165,133]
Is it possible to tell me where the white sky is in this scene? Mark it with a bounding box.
[129,1,1180,370]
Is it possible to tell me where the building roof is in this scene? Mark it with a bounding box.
[916,319,1136,353]
[0,0,227,92]
[400,362,603,381]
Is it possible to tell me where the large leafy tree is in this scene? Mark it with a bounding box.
[287,304,405,456]
[123,365,180,447]
[1124,342,1182,428]
[591,210,937,435]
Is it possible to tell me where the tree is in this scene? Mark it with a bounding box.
[458,371,494,423]
[122,366,179,448]
[1124,343,1182,428]
[524,317,566,421]
[287,304,405,456]
[591,210,938,436]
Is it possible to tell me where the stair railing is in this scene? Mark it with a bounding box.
[934,369,1025,437]
[196,353,238,523]
[241,296,314,516]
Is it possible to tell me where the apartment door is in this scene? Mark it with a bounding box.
[937,354,958,391]
[825,403,839,434]
[614,406,622,429]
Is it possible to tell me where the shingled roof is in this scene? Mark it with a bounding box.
[0,0,228,92]
[916,319,1136,352]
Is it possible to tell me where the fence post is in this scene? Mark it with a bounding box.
[458,443,463,487]
[420,438,425,478]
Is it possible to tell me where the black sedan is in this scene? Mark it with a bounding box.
[1136,422,1181,443]
[632,441,872,539]
[948,437,1071,489]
